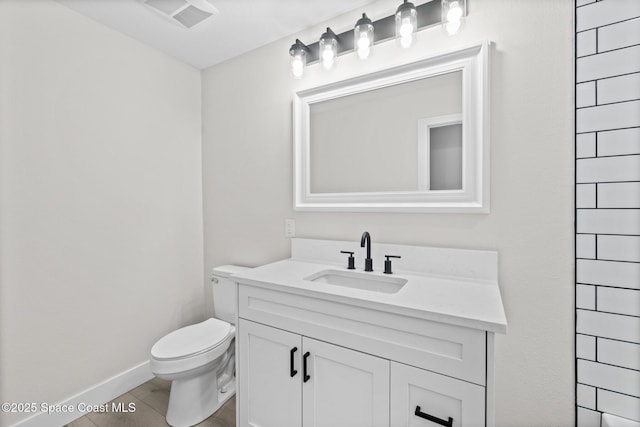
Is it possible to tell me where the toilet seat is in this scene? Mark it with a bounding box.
[152,318,231,361]
[150,317,235,378]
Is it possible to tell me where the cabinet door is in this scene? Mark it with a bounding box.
[302,337,390,427]
[390,362,485,427]
[238,319,302,427]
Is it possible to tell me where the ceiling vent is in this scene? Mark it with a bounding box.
[143,0,219,28]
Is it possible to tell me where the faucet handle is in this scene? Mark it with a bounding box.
[340,251,356,270]
[384,255,401,274]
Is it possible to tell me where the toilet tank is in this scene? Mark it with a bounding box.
[211,265,251,324]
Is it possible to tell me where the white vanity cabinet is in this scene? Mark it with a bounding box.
[236,282,497,427]
[238,319,390,427]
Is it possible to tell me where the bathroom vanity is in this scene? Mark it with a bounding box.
[232,238,507,427]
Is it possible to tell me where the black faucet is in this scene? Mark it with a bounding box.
[360,231,373,272]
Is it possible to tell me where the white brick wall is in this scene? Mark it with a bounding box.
[575,1,640,425]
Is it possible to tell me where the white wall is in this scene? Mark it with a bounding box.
[0,1,204,425]
[202,0,574,426]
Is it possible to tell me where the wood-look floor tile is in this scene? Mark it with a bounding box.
[64,415,99,427]
[86,394,167,427]
[67,380,236,427]
[130,378,170,398]
[209,397,236,427]
[188,396,235,427]
[129,378,171,416]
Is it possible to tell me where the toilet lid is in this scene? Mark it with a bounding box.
[151,318,231,360]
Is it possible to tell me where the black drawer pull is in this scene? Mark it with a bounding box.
[303,351,311,383]
[290,347,298,377]
[414,406,453,427]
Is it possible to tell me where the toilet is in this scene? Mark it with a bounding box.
[150,265,249,427]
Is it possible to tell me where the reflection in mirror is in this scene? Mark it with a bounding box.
[310,71,462,194]
[429,123,462,190]
[417,114,463,191]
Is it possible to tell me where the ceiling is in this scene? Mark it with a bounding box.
[54,0,381,70]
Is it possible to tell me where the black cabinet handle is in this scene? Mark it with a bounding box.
[414,406,453,427]
[303,351,311,383]
[290,347,298,377]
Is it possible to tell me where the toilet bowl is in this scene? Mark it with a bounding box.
[149,265,250,427]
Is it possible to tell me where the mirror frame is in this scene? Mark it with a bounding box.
[293,41,491,213]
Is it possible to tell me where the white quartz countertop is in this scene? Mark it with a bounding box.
[232,258,507,334]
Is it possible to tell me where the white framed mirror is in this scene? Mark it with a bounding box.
[293,41,491,213]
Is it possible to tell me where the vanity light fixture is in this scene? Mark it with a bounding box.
[288,0,467,78]
[289,39,309,79]
[319,28,339,70]
[442,0,465,35]
[354,13,374,60]
[395,0,418,48]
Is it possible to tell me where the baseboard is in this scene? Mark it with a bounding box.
[10,361,154,427]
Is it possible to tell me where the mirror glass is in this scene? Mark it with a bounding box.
[293,41,490,213]
[309,71,462,194]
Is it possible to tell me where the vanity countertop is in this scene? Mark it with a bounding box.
[232,258,507,334]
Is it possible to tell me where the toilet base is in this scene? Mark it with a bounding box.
[165,369,235,427]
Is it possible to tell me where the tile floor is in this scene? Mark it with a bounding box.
[65,378,235,427]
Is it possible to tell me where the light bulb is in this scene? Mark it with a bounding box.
[319,28,338,70]
[442,0,465,35]
[400,35,413,48]
[447,1,463,23]
[354,13,374,60]
[399,18,414,38]
[289,39,308,79]
[357,35,371,50]
[445,21,461,35]
[356,34,371,59]
[322,46,335,70]
[291,55,304,78]
[399,17,414,48]
[395,1,417,49]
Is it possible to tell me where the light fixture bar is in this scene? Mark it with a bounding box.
[302,0,442,65]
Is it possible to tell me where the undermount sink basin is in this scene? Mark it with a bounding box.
[304,269,407,294]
